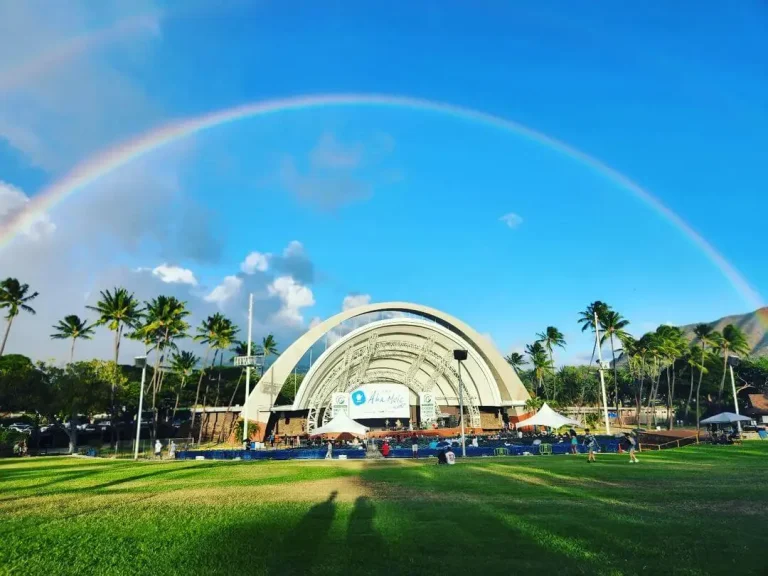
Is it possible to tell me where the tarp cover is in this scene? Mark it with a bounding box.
[518,403,580,429]
[700,412,752,424]
[311,412,369,437]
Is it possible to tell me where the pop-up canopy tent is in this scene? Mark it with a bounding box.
[700,412,752,425]
[518,403,580,429]
[310,412,369,437]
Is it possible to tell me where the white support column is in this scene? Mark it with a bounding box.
[594,311,611,435]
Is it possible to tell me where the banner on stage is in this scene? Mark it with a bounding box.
[348,384,410,419]
[419,391,437,424]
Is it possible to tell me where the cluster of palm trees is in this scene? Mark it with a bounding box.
[0,277,281,442]
[505,300,752,430]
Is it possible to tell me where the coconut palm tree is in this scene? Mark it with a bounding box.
[525,341,551,398]
[578,301,610,367]
[599,310,630,407]
[169,350,199,419]
[0,278,39,356]
[196,316,239,444]
[536,327,566,400]
[504,352,526,375]
[190,313,227,432]
[655,325,687,429]
[692,324,715,428]
[87,287,143,366]
[684,344,706,422]
[136,296,190,442]
[714,324,750,402]
[50,314,95,362]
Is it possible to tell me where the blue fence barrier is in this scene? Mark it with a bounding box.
[177,439,623,461]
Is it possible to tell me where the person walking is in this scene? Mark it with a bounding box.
[584,429,598,463]
[570,430,579,455]
[411,436,419,458]
[626,432,639,463]
[154,439,163,459]
[325,440,333,459]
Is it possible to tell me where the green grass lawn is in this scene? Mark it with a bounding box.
[1,444,766,575]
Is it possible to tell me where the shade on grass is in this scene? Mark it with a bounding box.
[1,444,766,575]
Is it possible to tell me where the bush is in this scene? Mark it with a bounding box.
[0,428,27,456]
[232,420,260,443]
[585,413,600,429]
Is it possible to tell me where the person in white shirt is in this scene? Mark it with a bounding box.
[445,448,456,465]
[154,439,162,458]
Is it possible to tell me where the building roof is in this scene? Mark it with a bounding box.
[745,394,768,414]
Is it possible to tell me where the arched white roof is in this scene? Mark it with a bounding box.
[243,301,529,424]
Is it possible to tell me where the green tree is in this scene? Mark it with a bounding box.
[50,315,95,363]
[599,310,630,409]
[714,324,750,402]
[525,341,551,398]
[536,326,566,400]
[504,352,526,375]
[87,287,143,428]
[578,301,610,367]
[692,324,716,429]
[44,360,125,453]
[169,350,199,419]
[0,278,39,356]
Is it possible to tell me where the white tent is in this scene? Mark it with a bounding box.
[700,412,752,425]
[518,403,580,429]
[310,412,369,437]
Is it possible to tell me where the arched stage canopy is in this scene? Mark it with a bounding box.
[243,301,530,435]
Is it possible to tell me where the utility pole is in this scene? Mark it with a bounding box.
[729,363,742,433]
[133,357,147,460]
[594,311,611,435]
[243,293,253,442]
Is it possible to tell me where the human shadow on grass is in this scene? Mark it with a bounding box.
[345,496,387,572]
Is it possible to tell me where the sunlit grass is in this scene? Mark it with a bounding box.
[1,444,766,575]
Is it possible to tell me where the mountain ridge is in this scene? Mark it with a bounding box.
[680,307,768,357]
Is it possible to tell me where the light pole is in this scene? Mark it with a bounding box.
[243,293,253,442]
[454,349,468,457]
[133,356,148,460]
[728,357,742,433]
[593,311,611,435]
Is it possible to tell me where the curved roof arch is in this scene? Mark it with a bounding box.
[244,302,529,422]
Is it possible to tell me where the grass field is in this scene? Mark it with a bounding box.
[1,444,766,575]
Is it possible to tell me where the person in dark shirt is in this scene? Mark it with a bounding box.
[437,448,448,465]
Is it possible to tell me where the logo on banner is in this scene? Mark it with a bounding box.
[351,390,366,406]
[332,393,349,417]
[348,384,410,418]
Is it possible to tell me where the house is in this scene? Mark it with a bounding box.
[744,394,768,425]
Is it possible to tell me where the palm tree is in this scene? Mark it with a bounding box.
[692,323,715,429]
[0,278,39,356]
[684,344,706,422]
[656,325,686,429]
[136,296,190,442]
[525,341,551,398]
[536,327,565,400]
[505,352,526,375]
[87,287,143,366]
[599,310,630,408]
[578,301,610,367]
[714,324,750,402]
[169,350,199,419]
[50,315,95,362]
[196,316,239,444]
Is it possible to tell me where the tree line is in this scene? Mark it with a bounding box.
[0,278,288,451]
[505,300,766,430]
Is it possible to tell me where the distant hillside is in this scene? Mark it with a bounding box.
[681,307,768,357]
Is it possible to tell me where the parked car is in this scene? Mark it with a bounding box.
[8,423,32,434]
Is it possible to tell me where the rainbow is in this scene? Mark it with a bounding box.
[3,93,763,310]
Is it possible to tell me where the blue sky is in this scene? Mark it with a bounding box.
[0,1,766,363]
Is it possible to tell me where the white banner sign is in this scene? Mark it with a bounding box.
[419,391,437,423]
[332,393,349,418]
[348,384,410,419]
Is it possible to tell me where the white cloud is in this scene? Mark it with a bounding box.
[151,263,197,286]
[282,241,303,258]
[205,275,242,306]
[240,251,270,274]
[310,132,363,169]
[500,212,523,229]
[342,293,372,311]
[308,316,323,330]
[0,181,56,241]
[268,276,315,327]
